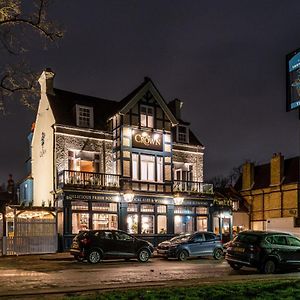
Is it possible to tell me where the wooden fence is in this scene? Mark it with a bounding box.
[1,215,57,256]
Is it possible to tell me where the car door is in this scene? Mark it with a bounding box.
[203,233,218,254]
[268,235,291,263]
[187,233,205,256]
[93,231,115,257]
[112,231,136,258]
[285,236,300,266]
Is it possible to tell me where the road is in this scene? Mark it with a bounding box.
[0,254,300,298]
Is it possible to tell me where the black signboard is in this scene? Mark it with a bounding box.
[132,130,163,151]
[287,48,300,111]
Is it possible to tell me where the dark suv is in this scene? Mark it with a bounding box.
[225,230,300,274]
[70,230,154,264]
[157,231,223,261]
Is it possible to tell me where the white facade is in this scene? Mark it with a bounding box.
[31,71,55,206]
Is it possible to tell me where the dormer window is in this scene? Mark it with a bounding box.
[177,125,189,143]
[76,105,94,128]
[140,105,154,128]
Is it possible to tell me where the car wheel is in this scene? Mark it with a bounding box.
[229,263,242,270]
[178,250,189,261]
[138,249,150,262]
[87,250,102,264]
[213,248,223,260]
[261,259,277,274]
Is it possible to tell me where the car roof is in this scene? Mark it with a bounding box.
[239,230,292,236]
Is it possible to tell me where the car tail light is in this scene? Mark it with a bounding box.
[80,238,91,245]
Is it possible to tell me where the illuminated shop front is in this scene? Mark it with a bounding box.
[56,192,212,248]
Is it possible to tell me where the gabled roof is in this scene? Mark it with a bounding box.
[117,77,178,126]
[235,156,300,190]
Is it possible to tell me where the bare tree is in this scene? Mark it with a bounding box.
[0,0,63,112]
[208,164,243,189]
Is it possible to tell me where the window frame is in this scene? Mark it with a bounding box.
[132,153,164,182]
[176,125,189,143]
[140,105,154,128]
[76,104,94,128]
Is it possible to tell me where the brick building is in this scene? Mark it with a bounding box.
[31,69,229,248]
[235,153,300,235]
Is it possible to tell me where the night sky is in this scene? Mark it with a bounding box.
[1,0,300,185]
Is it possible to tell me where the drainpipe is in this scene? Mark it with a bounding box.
[261,189,265,230]
[280,184,283,218]
[249,190,253,230]
[52,124,56,202]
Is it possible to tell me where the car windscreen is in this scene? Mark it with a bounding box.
[170,234,191,242]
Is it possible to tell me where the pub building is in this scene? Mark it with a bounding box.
[31,69,228,249]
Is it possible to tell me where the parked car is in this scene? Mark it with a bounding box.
[70,229,154,264]
[225,230,300,274]
[157,231,223,261]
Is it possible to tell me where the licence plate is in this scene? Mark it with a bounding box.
[234,247,245,253]
[158,250,167,254]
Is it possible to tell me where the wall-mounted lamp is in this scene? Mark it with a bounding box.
[123,193,135,203]
[174,196,184,205]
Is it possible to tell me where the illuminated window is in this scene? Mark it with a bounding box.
[140,105,154,128]
[157,157,163,182]
[141,155,155,181]
[157,205,167,214]
[197,217,208,231]
[132,154,163,182]
[141,215,154,234]
[177,125,189,143]
[68,151,100,173]
[72,213,89,233]
[196,207,208,214]
[141,204,154,213]
[92,213,118,230]
[127,214,138,234]
[72,201,88,210]
[132,154,139,180]
[157,215,167,234]
[92,202,117,212]
[174,215,194,234]
[76,105,94,128]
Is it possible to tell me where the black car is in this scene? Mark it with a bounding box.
[225,230,300,274]
[70,229,154,264]
[157,231,223,261]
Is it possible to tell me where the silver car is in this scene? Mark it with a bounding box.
[157,231,223,261]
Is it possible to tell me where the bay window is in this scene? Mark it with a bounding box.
[132,154,164,182]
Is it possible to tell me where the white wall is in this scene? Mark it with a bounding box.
[31,92,55,206]
[266,217,300,238]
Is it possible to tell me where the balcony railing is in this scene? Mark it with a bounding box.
[173,180,213,194]
[58,170,120,189]
[57,170,213,194]
[122,179,172,194]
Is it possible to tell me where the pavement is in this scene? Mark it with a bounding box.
[0,252,300,299]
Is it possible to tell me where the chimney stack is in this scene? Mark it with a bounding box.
[169,98,183,120]
[38,68,55,95]
[270,153,284,185]
[242,161,254,190]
